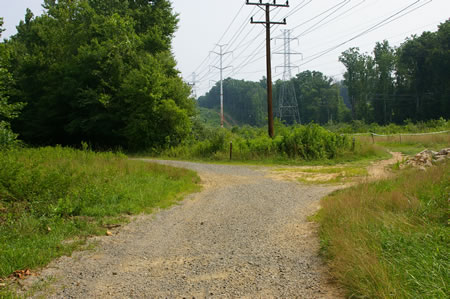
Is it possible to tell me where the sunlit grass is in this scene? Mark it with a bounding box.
[0,147,200,279]
[317,160,449,298]
[355,132,450,155]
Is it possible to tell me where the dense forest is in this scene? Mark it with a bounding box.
[199,20,449,127]
[1,0,194,150]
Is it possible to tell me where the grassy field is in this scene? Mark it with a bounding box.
[317,160,449,298]
[354,131,450,155]
[0,147,200,282]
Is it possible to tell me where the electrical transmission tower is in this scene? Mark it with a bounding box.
[211,44,232,128]
[274,29,302,124]
[246,0,289,138]
[188,72,199,98]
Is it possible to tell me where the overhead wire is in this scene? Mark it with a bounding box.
[191,3,247,81]
[196,7,265,83]
[295,0,368,38]
[230,0,350,78]
[226,6,287,77]
[290,0,430,68]
[197,0,434,94]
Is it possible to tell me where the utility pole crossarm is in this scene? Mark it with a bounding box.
[210,51,233,57]
[250,18,286,25]
[246,1,289,8]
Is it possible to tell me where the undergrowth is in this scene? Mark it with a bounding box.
[0,146,200,279]
[326,118,450,134]
[317,161,449,298]
[156,122,387,164]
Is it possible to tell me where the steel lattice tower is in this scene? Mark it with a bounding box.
[275,29,301,125]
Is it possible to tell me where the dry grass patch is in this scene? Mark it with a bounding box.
[271,165,369,185]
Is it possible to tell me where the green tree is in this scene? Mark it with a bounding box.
[396,20,450,121]
[288,71,349,125]
[0,18,24,148]
[197,78,266,126]
[339,48,376,121]
[373,40,395,124]
[8,0,193,150]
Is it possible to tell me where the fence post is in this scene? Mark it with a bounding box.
[399,134,402,143]
[352,137,356,152]
[230,141,233,160]
[371,133,375,144]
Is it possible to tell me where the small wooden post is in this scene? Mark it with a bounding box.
[352,137,356,152]
[230,141,233,160]
[371,133,375,144]
[399,134,402,143]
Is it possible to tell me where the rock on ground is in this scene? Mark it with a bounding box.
[402,148,450,169]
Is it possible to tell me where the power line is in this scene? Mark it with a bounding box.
[220,6,286,78]
[197,0,435,98]
[231,0,350,77]
[191,3,247,80]
[291,0,429,68]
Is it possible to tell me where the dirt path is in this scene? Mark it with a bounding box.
[26,161,343,298]
[265,152,404,185]
[367,152,403,180]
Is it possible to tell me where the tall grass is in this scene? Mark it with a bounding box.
[159,122,386,164]
[326,118,450,134]
[354,132,450,155]
[318,161,449,298]
[0,146,200,278]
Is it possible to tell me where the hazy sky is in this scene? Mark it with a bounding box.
[2,0,449,96]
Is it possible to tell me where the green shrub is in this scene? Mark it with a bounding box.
[0,122,20,150]
[160,122,358,162]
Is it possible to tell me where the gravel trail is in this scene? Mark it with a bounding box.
[30,160,342,298]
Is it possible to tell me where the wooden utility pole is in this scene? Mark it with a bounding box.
[246,0,289,138]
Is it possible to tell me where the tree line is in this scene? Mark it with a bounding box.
[340,20,449,124]
[198,72,351,127]
[1,0,194,151]
[199,20,449,127]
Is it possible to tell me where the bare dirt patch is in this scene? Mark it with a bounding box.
[267,152,405,186]
[367,152,404,180]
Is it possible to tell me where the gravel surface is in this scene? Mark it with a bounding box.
[29,160,343,298]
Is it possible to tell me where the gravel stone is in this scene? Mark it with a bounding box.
[29,160,343,298]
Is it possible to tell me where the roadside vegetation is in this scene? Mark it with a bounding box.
[0,146,200,279]
[377,133,450,156]
[317,160,449,298]
[158,121,387,165]
[326,118,450,135]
